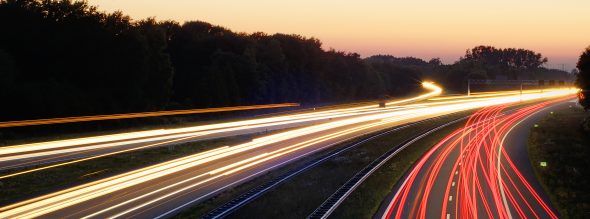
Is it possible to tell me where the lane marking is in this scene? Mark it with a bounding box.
[496,101,566,219]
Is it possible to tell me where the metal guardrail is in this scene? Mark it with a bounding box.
[468,79,539,86]
[307,116,468,219]
[200,116,451,219]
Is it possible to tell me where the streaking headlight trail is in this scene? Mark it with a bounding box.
[0,83,578,218]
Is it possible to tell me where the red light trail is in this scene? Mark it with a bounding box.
[382,97,571,219]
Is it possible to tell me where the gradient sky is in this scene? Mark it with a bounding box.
[88,0,589,70]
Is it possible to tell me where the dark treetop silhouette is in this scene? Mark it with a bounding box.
[576,47,590,110]
[0,0,572,122]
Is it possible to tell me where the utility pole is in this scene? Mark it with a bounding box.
[467,79,471,96]
[520,82,523,102]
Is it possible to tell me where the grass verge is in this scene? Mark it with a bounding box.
[528,105,590,218]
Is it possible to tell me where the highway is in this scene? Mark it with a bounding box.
[379,97,572,219]
[0,85,576,218]
[0,85,572,174]
[0,82,442,174]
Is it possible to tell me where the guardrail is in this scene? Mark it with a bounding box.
[200,117,445,219]
[200,114,464,219]
[307,116,468,219]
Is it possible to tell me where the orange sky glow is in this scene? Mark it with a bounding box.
[88,0,589,71]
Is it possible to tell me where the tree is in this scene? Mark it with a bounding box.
[460,46,548,80]
[0,49,15,91]
[462,46,547,70]
[0,0,432,123]
[428,58,442,66]
[0,0,174,120]
[576,47,590,110]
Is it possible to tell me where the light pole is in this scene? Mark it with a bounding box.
[520,82,523,102]
[467,80,471,96]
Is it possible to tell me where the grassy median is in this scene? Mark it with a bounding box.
[528,105,590,218]
[330,119,465,218]
[202,112,472,219]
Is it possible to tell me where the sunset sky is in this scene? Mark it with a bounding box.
[88,0,589,71]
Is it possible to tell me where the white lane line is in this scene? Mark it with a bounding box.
[497,104,556,219]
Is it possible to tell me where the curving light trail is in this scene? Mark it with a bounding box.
[0,82,441,170]
[382,97,570,219]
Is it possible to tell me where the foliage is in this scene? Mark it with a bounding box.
[0,0,423,122]
[435,45,567,92]
[0,0,173,120]
[462,45,547,70]
[0,1,573,122]
[576,47,590,110]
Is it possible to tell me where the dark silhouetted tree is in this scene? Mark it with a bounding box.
[576,47,590,110]
[9,0,569,124]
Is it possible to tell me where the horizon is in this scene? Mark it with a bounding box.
[88,0,589,71]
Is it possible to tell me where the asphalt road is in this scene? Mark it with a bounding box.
[378,98,573,219]
[0,104,427,171]
[0,88,576,218]
[0,87,568,172]
[1,110,450,219]
[0,99,434,172]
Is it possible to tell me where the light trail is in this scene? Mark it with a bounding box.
[0,82,442,173]
[0,103,300,128]
[0,84,577,218]
[385,81,442,106]
[0,84,552,161]
[381,97,570,219]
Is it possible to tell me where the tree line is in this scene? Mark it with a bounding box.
[0,0,424,121]
[0,0,572,122]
